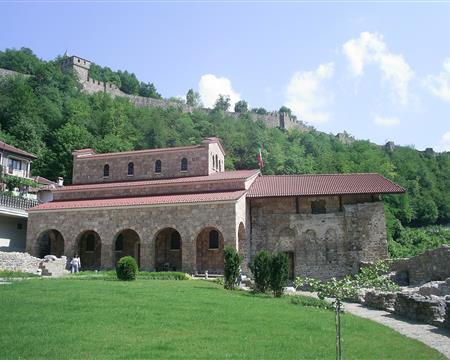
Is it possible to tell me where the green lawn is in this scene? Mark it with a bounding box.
[0,279,444,359]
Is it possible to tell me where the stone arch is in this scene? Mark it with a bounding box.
[196,226,224,274]
[37,229,64,258]
[324,228,338,264]
[113,229,141,267]
[154,228,182,271]
[76,230,102,270]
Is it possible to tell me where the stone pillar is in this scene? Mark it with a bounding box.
[140,242,153,271]
[101,243,113,270]
[182,236,196,274]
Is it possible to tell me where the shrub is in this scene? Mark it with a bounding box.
[270,252,288,297]
[224,245,243,290]
[290,295,333,310]
[138,271,190,280]
[116,256,138,281]
[249,249,271,293]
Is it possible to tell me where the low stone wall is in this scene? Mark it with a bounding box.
[389,246,450,285]
[364,290,397,312]
[394,293,447,327]
[0,251,42,273]
[0,251,67,276]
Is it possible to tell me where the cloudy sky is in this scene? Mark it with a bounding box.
[1,2,450,151]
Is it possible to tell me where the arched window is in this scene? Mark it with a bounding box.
[115,234,124,251]
[181,158,188,172]
[212,154,215,169]
[215,155,218,170]
[155,160,162,173]
[86,233,96,252]
[170,231,181,250]
[128,162,134,176]
[103,164,110,177]
[209,230,219,249]
[219,160,222,172]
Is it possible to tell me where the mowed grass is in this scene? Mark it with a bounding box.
[0,279,445,359]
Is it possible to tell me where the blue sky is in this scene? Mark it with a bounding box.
[1,1,450,151]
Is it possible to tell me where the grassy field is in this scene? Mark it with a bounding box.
[0,278,444,359]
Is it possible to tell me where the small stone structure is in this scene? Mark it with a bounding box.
[389,246,450,285]
[0,251,67,276]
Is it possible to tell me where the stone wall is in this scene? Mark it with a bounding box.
[389,246,450,285]
[250,196,388,280]
[0,251,42,273]
[0,68,30,80]
[26,199,241,273]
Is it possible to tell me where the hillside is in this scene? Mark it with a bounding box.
[0,48,449,256]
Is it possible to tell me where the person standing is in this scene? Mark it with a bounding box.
[70,254,81,273]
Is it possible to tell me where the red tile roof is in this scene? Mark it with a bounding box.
[247,173,405,197]
[57,169,260,192]
[0,141,37,159]
[29,190,246,212]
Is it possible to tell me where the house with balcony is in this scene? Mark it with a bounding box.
[0,141,43,251]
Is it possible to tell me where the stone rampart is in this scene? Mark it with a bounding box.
[389,246,450,285]
[0,68,30,80]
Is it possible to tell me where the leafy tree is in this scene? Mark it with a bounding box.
[186,88,202,107]
[0,47,42,74]
[251,107,268,115]
[269,252,289,297]
[279,106,292,116]
[117,70,140,95]
[224,246,243,290]
[234,100,248,113]
[249,249,271,293]
[139,82,162,99]
[214,94,231,111]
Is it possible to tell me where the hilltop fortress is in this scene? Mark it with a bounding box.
[60,55,309,131]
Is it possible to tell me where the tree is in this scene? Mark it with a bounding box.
[251,107,268,115]
[234,100,248,113]
[279,106,292,117]
[186,88,202,107]
[139,82,162,99]
[269,252,289,297]
[214,94,231,111]
[224,246,243,290]
[295,262,398,360]
[249,249,271,293]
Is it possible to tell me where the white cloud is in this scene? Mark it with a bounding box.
[373,115,400,127]
[342,32,414,105]
[198,74,241,110]
[424,58,450,102]
[285,62,334,123]
[438,131,450,152]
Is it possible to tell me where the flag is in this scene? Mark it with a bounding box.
[257,146,264,169]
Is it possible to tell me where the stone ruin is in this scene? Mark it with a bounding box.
[0,251,68,277]
[353,246,450,329]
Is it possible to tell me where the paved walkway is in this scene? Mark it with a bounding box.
[343,302,450,359]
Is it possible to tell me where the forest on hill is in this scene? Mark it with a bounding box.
[0,48,449,257]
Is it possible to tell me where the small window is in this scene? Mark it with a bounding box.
[8,158,22,171]
[219,160,222,172]
[128,162,134,176]
[103,164,110,177]
[212,154,215,169]
[155,160,162,173]
[181,158,188,172]
[170,232,181,250]
[215,155,218,170]
[311,200,326,214]
[209,230,219,249]
[115,234,124,251]
[85,234,96,252]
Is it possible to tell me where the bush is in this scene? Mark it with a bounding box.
[138,271,190,280]
[224,246,243,290]
[116,256,138,281]
[270,252,289,297]
[249,249,271,293]
[290,295,333,310]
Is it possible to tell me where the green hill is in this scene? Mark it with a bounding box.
[1,48,449,257]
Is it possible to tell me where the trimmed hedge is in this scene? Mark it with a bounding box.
[116,256,138,281]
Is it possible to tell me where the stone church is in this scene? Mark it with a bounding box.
[26,137,404,279]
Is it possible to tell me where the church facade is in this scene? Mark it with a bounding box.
[26,137,404,280]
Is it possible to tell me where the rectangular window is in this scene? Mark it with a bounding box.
[8,158,22,170]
